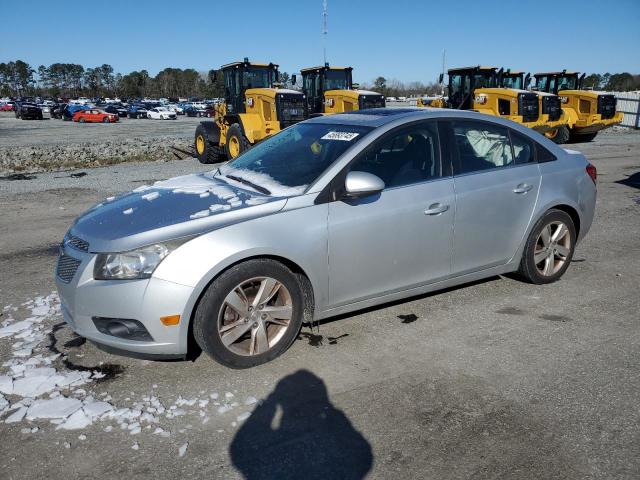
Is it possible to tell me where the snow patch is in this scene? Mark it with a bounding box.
[122,208,133,215]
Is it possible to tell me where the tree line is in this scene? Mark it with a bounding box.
[1,59,638,99]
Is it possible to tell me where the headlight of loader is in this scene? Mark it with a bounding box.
[93,239,191,280]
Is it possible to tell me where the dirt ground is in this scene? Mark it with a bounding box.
[0,129,639,479]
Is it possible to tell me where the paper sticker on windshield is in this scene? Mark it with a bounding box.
[321,131,360,141]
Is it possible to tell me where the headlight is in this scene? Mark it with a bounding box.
[93,239,190,280]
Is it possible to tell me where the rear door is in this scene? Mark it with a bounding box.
[445,120,541,275]
[327,121,455,307]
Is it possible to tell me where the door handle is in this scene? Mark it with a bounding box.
[424,203,450,215]
[513,183,533,194]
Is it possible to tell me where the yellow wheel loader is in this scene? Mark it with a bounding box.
[533,70,623,142]
[500,69,571,144]
[194,58,307,163]
[420,66,570,139]
[300,64,385,115]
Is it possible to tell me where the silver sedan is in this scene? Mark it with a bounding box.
[55,108,597,368]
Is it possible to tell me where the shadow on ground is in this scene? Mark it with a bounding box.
[230,369,373,480]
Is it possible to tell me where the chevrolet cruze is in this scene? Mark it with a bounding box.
[55,108,597,368]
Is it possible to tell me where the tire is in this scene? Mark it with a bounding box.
[545,125,570,144]
[79,118,85,123]
[193,259,306,368]
[225,123,250,159]
[15,111,20,119]
[516,209,576,284]
[569,132,598,143]
[195,123,222,164]
[103,117,109,123]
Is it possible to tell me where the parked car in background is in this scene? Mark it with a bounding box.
[62,104,90,121]
[185,105,207,117]
[0,101,15,111]
[147,107,177,120]
[128,104,149,119]
[73,109,119,123]
[103,104,128,117]
[15,102,43,120]
[55,108,596,368]
[165,104,184,115]
[38,104,52,119]
[50,103,66,119]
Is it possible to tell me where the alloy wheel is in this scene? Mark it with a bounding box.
[217,277,293,356]
[534,221,571,276]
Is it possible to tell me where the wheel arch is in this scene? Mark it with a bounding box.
[183,253,316,358]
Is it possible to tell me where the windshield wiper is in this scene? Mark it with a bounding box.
[224,174,271,195]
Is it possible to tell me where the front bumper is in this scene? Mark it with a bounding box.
[55,245,195,357]
[573,111,624,134]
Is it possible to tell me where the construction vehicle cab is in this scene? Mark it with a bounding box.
[195,58,306,163]
[300,64,385,115]
[534,70,623,142]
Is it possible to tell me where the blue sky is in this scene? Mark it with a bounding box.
[1,0,638,84]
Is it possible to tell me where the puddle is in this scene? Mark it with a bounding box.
[496,307,526,316]
[1,173,36,181]
[539,314,572,323]
[47,322,125,382]
[398,314,418,324]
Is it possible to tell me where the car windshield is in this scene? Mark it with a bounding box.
[212,123,372,196]
[324,70,350,90]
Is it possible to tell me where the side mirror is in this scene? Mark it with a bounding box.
[344,171,385,198]
[438,73,444,84]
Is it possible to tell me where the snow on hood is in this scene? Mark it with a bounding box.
[70,172,289,252]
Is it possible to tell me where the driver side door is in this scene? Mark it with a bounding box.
[327,121,455,308]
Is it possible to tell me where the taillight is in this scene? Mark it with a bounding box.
[586,163,597,185]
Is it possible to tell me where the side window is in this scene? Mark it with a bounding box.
[510,131,535,165]
[536,143,557,163]
[351,122,441,189]
[452,121,513,175]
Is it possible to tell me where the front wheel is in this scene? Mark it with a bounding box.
[193,259,305,368]
[545,125,570,144]
[79,118,85,123]
[225,123,250,159]
[516,209,576,284]
[103,117,109,123]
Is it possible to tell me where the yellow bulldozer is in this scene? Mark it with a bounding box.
[194,58,307,163]
[499,69,571,144]
[420,66,570,139]
[300,64,385,115]
[533,70,623,143]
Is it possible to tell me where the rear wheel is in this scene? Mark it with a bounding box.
[545,125,570,144]
[193,259,305,368]
[103,117,109,123]
[517,209,576,284]
[225,123,250,159]
[195,123,223,164]
[79,118,85,123]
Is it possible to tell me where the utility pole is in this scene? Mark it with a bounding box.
[441,49,446,96]
[322,0,328,65]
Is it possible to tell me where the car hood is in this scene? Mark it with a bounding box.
[70,173,287,253]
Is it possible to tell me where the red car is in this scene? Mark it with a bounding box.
[0,102,15,111]
[73,109,118,123]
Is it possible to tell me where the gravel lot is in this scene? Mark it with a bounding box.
[0,129,639,479]
[0,112,202,174]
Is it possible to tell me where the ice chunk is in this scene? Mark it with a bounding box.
[237,412,251,422]
[0,393,8,411]
[78,434,87,441]
[123,208,133,215]
[12,375,65,397]
[83,401,113,419]
[217,404,233,415]
[5,406,27,423]
[31,305,50,317]
[178,443,188,457]
[190,210,210,219]
[132,442,139,450]
[58,409,92,430]
[0,375,13,395]
[27,397,82,419]
[246,197,268,206]
[0,320,33,338]
[225,392,234,399]
[141,191,160,201]
[244,396,257,406]
[23,367,57,378]
[133,185,152,193]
